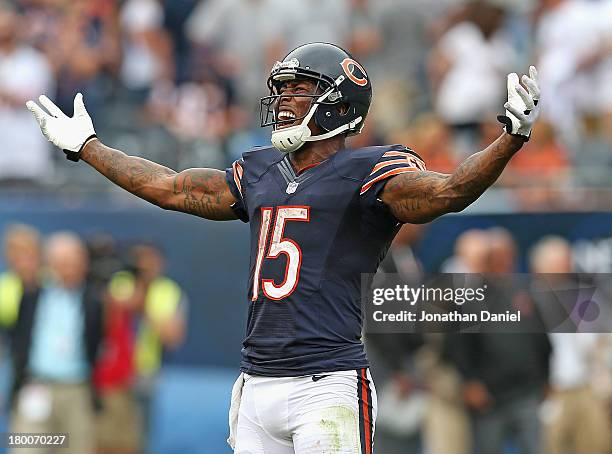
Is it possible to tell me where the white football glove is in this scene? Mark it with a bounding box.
[26,93,97,161]
[497,66,541,140]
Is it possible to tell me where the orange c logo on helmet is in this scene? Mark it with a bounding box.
[341,58,368,87]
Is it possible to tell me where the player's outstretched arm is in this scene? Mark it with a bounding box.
[381,66,541,224]
[381,133,526,224]
[26,93,238,220]
[81,140,238,220]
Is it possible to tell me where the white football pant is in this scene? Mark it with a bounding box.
[232,369,376,454]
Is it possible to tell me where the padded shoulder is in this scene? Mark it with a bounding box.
[332,145,412,181]
[240,146,285,183]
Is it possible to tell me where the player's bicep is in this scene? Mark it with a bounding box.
[165,168,239,220]
[381,170,452,224]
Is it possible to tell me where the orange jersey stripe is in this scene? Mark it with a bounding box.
[370,158,416,174]
[382,151,426,170]
[232,162,243,197]
[235,162,243,179]
[360,167,416,195]
[383,150,417,158]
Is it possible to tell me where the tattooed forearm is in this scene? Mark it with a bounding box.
[81,139,237,220]
[82,138,175,194]
[170,169,237,220]
[382,133,525,223]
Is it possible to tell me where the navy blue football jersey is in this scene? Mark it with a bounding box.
[226,145,426,376]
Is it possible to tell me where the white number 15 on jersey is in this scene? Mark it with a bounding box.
[252,206,310,301]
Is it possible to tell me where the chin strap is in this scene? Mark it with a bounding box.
[304,116,363,142]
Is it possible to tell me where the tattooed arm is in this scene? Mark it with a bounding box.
[381,66,542,223]
[81,139,238,220]
[380,134,525,224]
[25,93,237,219]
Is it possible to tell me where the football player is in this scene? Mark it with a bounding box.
[26,42,540,454]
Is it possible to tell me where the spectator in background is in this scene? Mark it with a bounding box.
[120,0,174,101]
[90,236,141,454]
[130,244,186,375]
[529,236,611,454]
[428,0,516,157]
[534,0,611,149]
[0,225,42,330]
[446,228,551,454]
[43,0,120,119]
[0,1,54,184]
[10,232,103,454]
[0,225,42,430]
[487,227,516,274]
[425,228,495,454]
[94,271,141,454]
[441,228,491,274]
[160,0,200,83]
[121,243,187,451]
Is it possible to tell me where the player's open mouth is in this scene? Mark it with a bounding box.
[277,110,297,129]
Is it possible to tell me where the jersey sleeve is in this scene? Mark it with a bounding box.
[360,147,427,199]
[225,158,249,222]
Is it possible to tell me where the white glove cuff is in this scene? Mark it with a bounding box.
[63,134,98,162]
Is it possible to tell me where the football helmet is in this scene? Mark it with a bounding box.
[260,42,372,153]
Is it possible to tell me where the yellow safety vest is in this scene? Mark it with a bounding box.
[0,272,23,328]
[136,277,182,376]
[108,272,182,377]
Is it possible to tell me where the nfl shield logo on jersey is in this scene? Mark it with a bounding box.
[286,181,299,194]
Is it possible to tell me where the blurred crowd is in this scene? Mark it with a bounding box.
[0,224,187,454]
[367,224,612,454]
[0,0,611,210]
